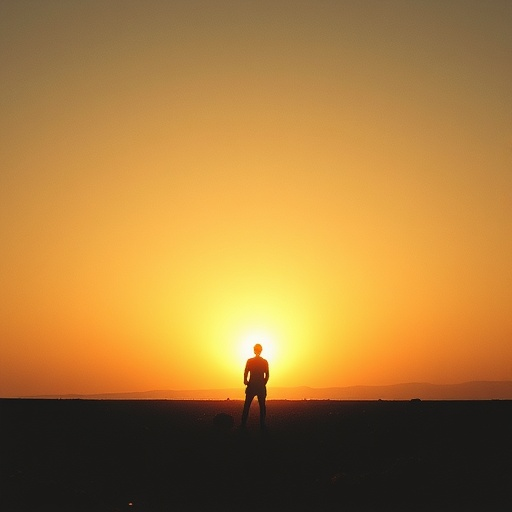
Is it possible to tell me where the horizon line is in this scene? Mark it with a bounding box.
[7,380,512,400]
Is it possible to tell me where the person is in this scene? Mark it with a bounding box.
[241,343,269,429]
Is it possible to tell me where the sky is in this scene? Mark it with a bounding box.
[1,0,511,397]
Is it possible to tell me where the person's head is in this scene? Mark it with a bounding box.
[253,344,263,356]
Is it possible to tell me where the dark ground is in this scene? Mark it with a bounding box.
[1,399,512,511]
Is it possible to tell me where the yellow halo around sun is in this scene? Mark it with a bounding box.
[238,330,277,365]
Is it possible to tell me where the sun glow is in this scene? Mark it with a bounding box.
[238,330,277,367]
[198,284,314,389]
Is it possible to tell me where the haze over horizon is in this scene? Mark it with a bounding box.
[22,380,512,402]
[2,1,511,398]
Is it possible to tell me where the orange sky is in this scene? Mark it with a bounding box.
[1,1,512,397]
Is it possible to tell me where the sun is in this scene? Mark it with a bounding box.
[202,293,309,387]
[238,330,277,365]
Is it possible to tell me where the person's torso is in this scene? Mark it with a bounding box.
[247,357,268,385]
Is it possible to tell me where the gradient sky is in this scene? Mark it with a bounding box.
[1,1,511,397]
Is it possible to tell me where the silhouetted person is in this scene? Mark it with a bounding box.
[241,343,269,429]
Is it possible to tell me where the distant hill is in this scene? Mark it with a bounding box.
[29,381,512,400]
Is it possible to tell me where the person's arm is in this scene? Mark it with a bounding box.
[264,361,269,385]
[244,361,249,385]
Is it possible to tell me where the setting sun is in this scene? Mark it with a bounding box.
[239,330,276,367]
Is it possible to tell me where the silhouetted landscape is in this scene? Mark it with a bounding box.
[2,398,512,511]
[29,380,512,400]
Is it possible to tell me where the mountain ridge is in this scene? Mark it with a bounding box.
[25,380,512,400]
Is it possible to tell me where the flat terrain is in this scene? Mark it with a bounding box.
[2,399,512,511]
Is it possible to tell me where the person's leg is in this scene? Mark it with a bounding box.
[257,393,266,428]
[241,391,255,426]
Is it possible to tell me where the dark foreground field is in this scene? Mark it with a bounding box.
[2,399,512,511]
